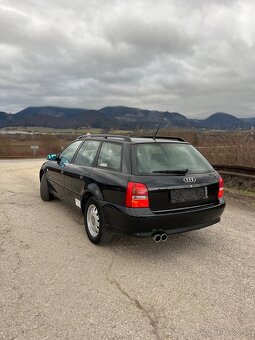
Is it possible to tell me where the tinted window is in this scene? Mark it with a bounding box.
[74,140,100,166]
[60,140,82,163]
[97,142,122,170]
[134,143,214,174]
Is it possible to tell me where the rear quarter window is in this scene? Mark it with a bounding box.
[97,142,122,171]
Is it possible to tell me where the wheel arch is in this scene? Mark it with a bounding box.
[81,191,93,213]
[81,184,104,214]
[39,169,45,181]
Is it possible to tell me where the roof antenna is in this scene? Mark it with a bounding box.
[153,128,160,141]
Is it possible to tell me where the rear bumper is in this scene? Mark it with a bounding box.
[102,198,226,237]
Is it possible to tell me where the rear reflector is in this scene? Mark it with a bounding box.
[218,176,224,198]
[125,182,149,208]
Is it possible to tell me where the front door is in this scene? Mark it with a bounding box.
[47,140,82,197]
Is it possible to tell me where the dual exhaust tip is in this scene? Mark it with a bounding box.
[153,233,168,243]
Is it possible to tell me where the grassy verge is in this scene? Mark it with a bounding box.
[225,187,255,198]
[1,127,255,166]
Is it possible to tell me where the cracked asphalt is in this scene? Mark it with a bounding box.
[0,159,255,340]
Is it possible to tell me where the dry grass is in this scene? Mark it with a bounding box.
[0,133,72,158]
[222,175,255,191]
[195,131,255,167]
[1,129,255,167]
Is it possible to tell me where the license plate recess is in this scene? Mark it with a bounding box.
[170,187,206,203]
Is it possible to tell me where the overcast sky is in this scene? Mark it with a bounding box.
[0,0,255,118]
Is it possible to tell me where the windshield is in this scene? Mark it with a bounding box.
[133,142,214,174]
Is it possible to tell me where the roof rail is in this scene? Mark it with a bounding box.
[76,134,132,142]
[140,136,185,142]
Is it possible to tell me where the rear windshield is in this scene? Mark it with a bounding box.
[133,143,214,174]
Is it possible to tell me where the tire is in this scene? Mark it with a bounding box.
[40,173,54,201]
[84,197,112,245]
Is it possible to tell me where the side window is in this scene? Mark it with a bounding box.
[97,142,122,170]
[60,140,82,164]
[74,140,100,166]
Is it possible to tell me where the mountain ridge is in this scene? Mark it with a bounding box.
[199,112,251,130]
[0,106,254,130]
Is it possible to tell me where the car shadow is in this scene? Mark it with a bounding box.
[105,229,214,260]
[50,197,216,258]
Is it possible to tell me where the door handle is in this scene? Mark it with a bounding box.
[80,175,85,180]
[61,170,64,174]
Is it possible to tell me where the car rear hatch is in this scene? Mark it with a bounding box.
[131,141,220,212]
[131,172,220,213]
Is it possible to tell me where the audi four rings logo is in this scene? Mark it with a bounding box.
[183,177,196,183]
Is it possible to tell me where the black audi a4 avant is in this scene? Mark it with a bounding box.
[39,134,225,244]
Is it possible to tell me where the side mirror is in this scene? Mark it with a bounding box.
[46,153,58,161]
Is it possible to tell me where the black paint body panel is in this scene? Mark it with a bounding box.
[40,136,226,237]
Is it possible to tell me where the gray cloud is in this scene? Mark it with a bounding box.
[0,0,255,117]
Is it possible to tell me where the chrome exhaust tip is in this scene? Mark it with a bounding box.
[153,234,162,242]
[161,233,168,241]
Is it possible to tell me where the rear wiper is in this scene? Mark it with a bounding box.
[153,169,189,174]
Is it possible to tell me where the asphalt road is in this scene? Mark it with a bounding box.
[0,159,255,340]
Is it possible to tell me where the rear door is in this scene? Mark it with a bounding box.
[63,140,101,206]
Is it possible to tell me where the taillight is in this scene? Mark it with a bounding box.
[218,176,224,198]
[125,182,149,208]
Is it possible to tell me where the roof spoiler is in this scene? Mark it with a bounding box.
[140,136,185,142]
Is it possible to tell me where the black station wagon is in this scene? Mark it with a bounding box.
[39,134,225,244]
